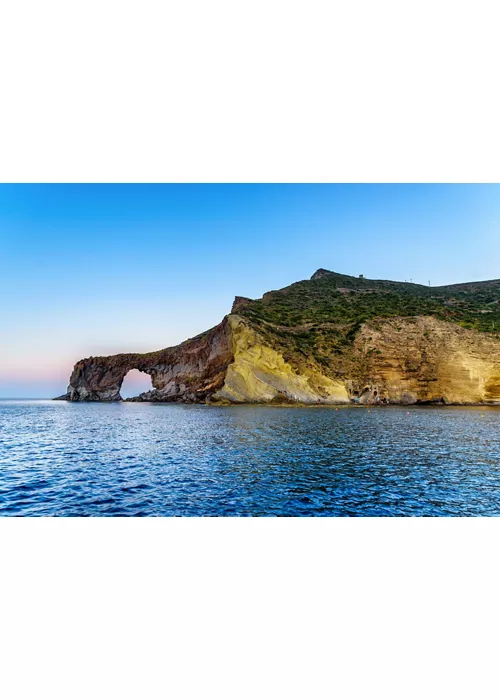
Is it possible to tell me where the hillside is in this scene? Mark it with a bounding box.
[237,269,500,373]
[56,270,500,405]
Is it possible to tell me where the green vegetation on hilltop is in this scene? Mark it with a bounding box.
[238,269,500,366]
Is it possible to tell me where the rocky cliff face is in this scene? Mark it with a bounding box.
[350,316,500,404]
[57,272,500,405]
[59,319,234,402]
[213,316,349,404]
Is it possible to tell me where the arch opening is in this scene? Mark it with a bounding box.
[120,369,153,399]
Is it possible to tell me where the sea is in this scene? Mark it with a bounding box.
[1,399,499,516]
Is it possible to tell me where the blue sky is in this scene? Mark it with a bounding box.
[1,184,499,397]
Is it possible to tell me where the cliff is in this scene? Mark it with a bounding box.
[56,270,500,405]
[60,319,234,403]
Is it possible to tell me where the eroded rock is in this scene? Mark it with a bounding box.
[60,319,234,402]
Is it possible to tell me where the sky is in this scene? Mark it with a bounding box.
[1,184,499,397]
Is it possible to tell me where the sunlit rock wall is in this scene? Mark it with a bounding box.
[351,316,500,404]
[214,316,349,403]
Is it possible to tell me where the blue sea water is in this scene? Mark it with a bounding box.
[1,400,500,516]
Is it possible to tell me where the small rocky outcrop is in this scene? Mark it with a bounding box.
[231,296,253,313]
[310,268,333,280]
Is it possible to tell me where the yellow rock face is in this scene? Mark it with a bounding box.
[214,316,349,404]
[215,315,500,405]
[353,316,500,404]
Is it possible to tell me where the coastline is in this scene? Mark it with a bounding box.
[50,396,500,408]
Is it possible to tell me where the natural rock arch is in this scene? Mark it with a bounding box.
[60,319,235,402]
[64,354,156,401]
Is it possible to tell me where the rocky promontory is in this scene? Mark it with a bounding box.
[56,270,500,405]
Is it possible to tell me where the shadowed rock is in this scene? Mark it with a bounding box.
[59,319,234,403]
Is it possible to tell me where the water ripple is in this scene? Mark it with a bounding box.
[1,401,500,515]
